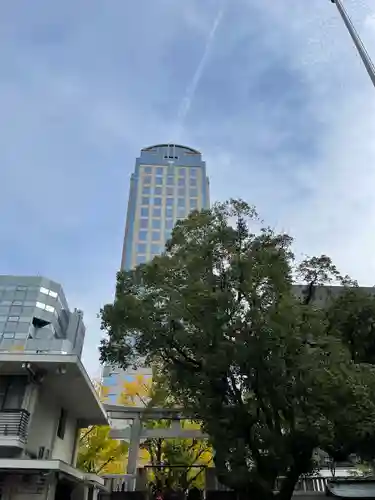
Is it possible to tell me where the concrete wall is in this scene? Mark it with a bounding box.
[26,384,78,464]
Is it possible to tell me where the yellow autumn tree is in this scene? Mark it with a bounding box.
[117,372,213,489]
[77,382,128,474]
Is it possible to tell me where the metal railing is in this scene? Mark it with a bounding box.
[103,474,329,493]
[0,409,30,442]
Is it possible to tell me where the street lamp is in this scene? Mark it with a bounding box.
[331,0,375,88]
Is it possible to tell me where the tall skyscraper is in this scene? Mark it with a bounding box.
[120,144,210,271]
[102,144,210,404]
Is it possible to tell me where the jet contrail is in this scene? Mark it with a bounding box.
[175,1,225,139]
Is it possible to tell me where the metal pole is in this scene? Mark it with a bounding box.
[331,0,375,88]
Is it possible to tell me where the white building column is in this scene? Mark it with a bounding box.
[126,415,142,491]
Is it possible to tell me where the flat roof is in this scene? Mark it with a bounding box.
[0,353,107,426]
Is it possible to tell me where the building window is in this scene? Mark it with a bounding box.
[156,167,164,176]
[178,187,185,196]
[143,175,152,185]
[190,188,198,197]
[144,167,152,174]
[141,196,150,205]
[166,187,174,196]
[177,207,186,218]
[153,197,162,206]
[152,231,161,242]
[167,176,174,186]
[5,322,17,333]
[155,177,163,186]
[165,230,172,241]
[179,168,186,176]
[138,230,148,241]
[142,186,151,195]
[190,168,197,177]
[178,198,185,208]
[190,178,197,187]
[141,207,149,217]
[136,255,147,265]
[152,207,161,217]
[166,219,174,230]
[178,178,185,187]
[0,376,27,410]
[154,186,163,196]
[165,207,173,218]
[9,306,22,315]
[190,199,198,209]
[140,219,148,229]
[152,219,161,229]
[151,244,161,255]
[137,243,147,254]
[57,408,68,439]
[40,287,49,295]
[166,198,174,207]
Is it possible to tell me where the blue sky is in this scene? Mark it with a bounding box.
[1,0,375,376]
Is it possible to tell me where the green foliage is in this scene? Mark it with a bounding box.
[99,199,375,500]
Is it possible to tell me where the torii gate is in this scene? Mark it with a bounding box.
[104,405,208,491]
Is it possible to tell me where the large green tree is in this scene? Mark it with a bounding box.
[99,200,375,500]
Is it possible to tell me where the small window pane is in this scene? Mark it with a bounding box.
[49,291,58,298]
[178,187,185,196]
[36,302,45,310]
[190,178,197,187]
[177,207,186,217]
[155,177,163,186]
[141,207,149,217]
[190,188,198,197]
[166,219,174,230]
[165,207,173,218]
[178,178,185,186]
[151,244,161,254]
[190,168,197,177]
[153,197,162,206]
[40,287,49,295]
[10,306,22,315]
[8,316,19,322]
[152,208,161,217]
[144,167,152,174]
[152,231,161,242]
[142,186,151,195]
[166,187,174,196]
[179,168,186,176]
[3,333,15,339]
[136,255,147,265]
[143,176,152,185]
[138,231,148,241]
[166,198,174,207]
[140,219,148,229]
[154,186,163,195]
[5,322,17,333]
[156,167,164,176]
[167,176,174,186]
[178,198,185,207]
[137,243,147,254]
[141,197,150,205]
[190,199,198,209]
[45,305,55,313]
[152,219,161,229]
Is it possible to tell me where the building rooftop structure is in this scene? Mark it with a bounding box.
[0,275,86,357]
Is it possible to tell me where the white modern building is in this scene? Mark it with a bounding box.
[0,352,108,500]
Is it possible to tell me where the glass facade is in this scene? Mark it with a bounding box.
[0,276,85,357]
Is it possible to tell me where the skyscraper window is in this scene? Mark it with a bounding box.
[155,177,163,186]
[152,219,161,229]
[152,231,161,242]
[152,207,162,217]
[153,197,162,206]
[142,197,150,205]
[143,175,152,185]
[141,207,149,217]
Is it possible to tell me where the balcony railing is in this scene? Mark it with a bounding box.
[0,409,30,442]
